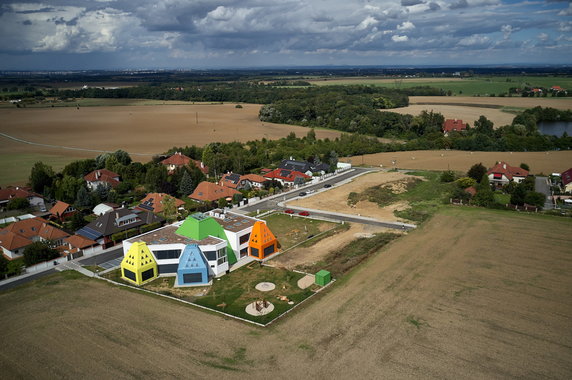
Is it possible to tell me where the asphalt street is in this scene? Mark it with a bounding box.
[240,167,415,231]
[535,176,553,210]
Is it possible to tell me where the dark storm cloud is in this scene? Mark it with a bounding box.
[0,0,570,68]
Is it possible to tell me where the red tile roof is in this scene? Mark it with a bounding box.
[562,168,572,186]
[49,201,74,217]
[161,152,209,175]
[241,174,267,184]
[263,169,311,183]
[443,119,467,133]
[65,234,97,249]
[3,217,50,239]
[84,169,120,187]
[0,230,32,251]
[189,182,240,202]
[0,186,42,202]
[487,161,529,181]
[135,193,185,213]
[161,152,191,166]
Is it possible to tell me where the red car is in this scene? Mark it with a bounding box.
[284,209,295,214]
[298,211,310,216]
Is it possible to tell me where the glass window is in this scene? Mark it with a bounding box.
[123,268,136,281]
[204,250,217,261]
[153,249,181,260]
[239,233,250,244]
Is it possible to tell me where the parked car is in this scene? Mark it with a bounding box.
[323,184,332,188]
[298,211,310,216]
[284,209,294,214]
[299,192,307,196]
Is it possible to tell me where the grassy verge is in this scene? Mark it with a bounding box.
[262,213,337,250]
[298,232,400,277]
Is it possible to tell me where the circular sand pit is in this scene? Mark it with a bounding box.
[245,300,275,316]
[255,282,276,292]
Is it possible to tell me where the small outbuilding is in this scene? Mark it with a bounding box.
[315,270,331,286]
[176,244,210,286]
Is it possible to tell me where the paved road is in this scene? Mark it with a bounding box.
[79,247,124,267]
[240,167,373,213]
[0,247,124,292]
[0,269,57,292]
[535,176,553,210]
[240,167,415,231]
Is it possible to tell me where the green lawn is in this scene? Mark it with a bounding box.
[262,213,337,250]
[194,264,316,324]
[0,152,85,187]
[311,76,572,96]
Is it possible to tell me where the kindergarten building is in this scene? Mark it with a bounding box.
[120,210,278,286]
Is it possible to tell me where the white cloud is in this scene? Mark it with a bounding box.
[538,33,549,42]
[357,16,378,31]
[558,4,572,16]
[397,21,415,31]
[501,24,518,40]
[458,34,490,46]
[392,34,409,42]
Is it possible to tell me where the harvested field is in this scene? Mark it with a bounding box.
[287,170,420,222]
[0,103,341,186]
[1,208,571,378]
[388,104,515,128]
[390,96,572,128]
[347,149,572,174]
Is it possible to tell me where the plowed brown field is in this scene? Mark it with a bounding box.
[1,208,571,378]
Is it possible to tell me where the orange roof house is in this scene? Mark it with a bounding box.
[487,161,529,186]
[84,169,121,190]
[0,217,70,260]
[161,152,209,175]
[443,119,467,134]
[135,193,185,214]
[49,201,77,220]
[248,221,278,260]
[188,182,240,203]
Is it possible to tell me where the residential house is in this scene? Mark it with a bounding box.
[49,201,77,221]
[160,152,209,176]
[279,159,330,176]
[487,161,529,187]
[84,169,121,190]
[241,174,267,189]
[561,168,572,193]
[0,186,46,211]
[121,210,277,286]
[188,181,240,203]
[135,193,185,215]
[0,217,76,260]
[263,168,311,186]
[443,119,467,135]
[76,207,164,249]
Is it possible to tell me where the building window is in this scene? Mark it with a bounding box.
[141,268,155,282]
[123,268,136,281]
[240,247,248,258]
[251,247,259,257]
[263,245,275,257]
[153,249,181,260]
[239,233,250,245]
[183,273,203,283]
[217,256,227,265]
[204,250,217,261]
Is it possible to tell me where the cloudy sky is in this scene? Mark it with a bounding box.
[0,0,571,70]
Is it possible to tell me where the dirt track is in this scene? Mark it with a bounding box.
[348,150,572,175]
[1,208,571,378]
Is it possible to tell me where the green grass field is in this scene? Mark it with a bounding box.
[0,152,84,187]
[310,76,572,96]
[262,213,337,250]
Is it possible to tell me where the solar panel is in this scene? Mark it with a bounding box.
[76,226,102,240]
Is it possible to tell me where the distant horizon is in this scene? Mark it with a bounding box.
[1,63,571,74]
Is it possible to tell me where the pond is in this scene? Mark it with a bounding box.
[537,121,572,137]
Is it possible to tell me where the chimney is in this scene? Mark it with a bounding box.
[116,212,119,220]
[503,163,506,169]
[96,171,100,180]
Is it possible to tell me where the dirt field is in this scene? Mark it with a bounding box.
[410,96,572,109]
[346,150,572,175]
[0,103,341,186]
[389,104,515,128]
[1,207,571,378]
[390,96,572,128]
[288,171,414,222]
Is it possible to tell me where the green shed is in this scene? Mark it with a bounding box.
[315,270,331,286]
